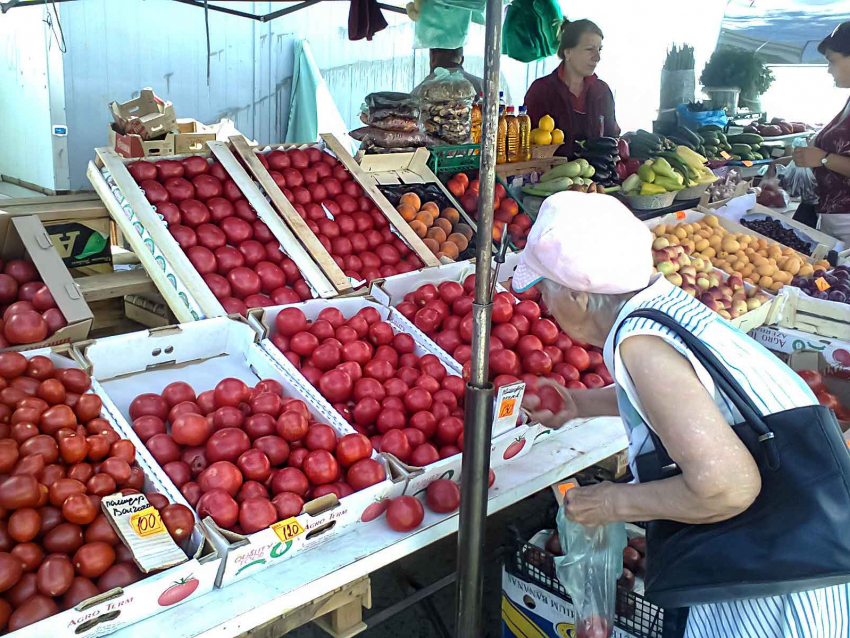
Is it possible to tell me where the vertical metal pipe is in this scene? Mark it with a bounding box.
[455,0,502,635]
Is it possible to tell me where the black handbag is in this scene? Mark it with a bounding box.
[617,309,850,608]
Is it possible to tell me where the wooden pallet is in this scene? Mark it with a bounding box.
[238,576,371,638]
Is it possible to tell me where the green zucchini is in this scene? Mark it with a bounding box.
[698,124,723,133]
[731,144,752,155]
[634,129,663,145]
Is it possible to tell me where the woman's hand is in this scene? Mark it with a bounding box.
[792,145,827,168]
[521,379,579,429]
[563,482,621,527]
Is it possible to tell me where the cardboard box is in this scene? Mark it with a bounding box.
[0,215,93,352]
[251,297,533,495]
[109,88,177,141]
[749,325,850,371]
[11,347,220,638]
[0,196,113,274]
[76,317,406,588]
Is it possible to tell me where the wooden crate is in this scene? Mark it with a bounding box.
[768,286,850,341]
[88,142,338,323]
[323,136,441,268]
[228,136,353,295]
[237,576,370,638]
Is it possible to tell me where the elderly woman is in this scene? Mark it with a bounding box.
[517,192,849,638]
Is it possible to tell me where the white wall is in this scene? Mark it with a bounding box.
[0,5,59,190]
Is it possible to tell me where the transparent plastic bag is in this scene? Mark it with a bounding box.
[778,160,817,203]
[350,126,443,149]
[412,67,474,144]
[362,92,420,119]
[555,505,626,638]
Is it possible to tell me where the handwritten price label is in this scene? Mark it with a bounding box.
[675,211,686,220]
[815,277,831,292]
[271,518,305,543]
[720,151,732,160]
[742,160,754,167]
[129,507,166,538]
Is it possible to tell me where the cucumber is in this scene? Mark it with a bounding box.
[704,145,719,154]
[752,153,764,160]
[698,124,723,133]
[634,129,663,145]
[728,133,764,146]
[729,154,742,160]
[668,136,695,150]
[740,153,755,161]
[676,126,702,146]
[731,144,752,155]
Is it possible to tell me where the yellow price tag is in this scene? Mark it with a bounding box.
[129,507,166,538]
[498,398,516,418]
[742,160,754,167]
[720,151,732,160]
[271,518,305,543]
[815,277,831,292]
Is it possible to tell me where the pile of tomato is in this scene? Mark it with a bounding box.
[268,305,468,467]
[258,147,424,284]
[396,276,613,391]
[128,376,387,535]
[0,260,67,349]
[0,352,193,632]
[127,157,309,316]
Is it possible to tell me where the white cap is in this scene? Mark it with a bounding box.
[512,192,654,295]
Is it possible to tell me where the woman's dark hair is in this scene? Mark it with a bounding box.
[558,18,603,60]
[819,22,850,56]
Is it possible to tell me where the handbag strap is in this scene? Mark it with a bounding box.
[616,309,780,470]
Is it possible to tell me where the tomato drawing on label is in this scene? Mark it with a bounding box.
[158,576,199,606]
[503,437,526,459]
[360,498,390,522]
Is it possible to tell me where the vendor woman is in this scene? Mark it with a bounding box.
[792,21,850,245]
[523,18,620,156]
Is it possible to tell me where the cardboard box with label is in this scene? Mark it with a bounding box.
[109,88,177,141]
[0,215,93,352]
[107,118,248,159]
[0,197,113,274]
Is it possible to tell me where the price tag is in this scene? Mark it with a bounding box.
[742,160,754,167]
[551,480,578,505]
[720,151,732,160]
[102,493,187,573]
[271,517,305,543]
[675,211,686,220]
[129,506,166,538]
[492,382,525,436]
[815,277,831,292]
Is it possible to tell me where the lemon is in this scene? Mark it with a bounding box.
[531,128,552,145]
[551,128,564,144]
[538,115,555,132]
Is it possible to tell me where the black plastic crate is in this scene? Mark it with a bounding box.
[504,530,687,638]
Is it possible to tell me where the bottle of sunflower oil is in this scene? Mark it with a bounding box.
[497,106,508,164]
[506,107,522,163]
[471,92,483,145]
[518,106,532,161]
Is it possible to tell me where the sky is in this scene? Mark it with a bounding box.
[722,0,850,62]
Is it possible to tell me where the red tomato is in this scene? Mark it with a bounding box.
[271,467,309,496]
[425,479,460,513]
[380,429,411,463]
[335,433,372,467]
[346,458,386,491]
[196,489,239,529]
[302,450,339,485]
[564,346,591,372]
[385,496,424,532]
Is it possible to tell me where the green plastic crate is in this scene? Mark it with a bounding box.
[427,144,481,175]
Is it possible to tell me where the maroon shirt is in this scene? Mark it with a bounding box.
[813,98,850,214]
[523,67,620,156]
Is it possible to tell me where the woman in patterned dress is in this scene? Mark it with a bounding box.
[516,192,849,638]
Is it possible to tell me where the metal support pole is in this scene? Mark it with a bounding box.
[455,0,501,634]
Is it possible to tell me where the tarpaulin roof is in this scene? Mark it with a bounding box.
[721,0,850,63]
